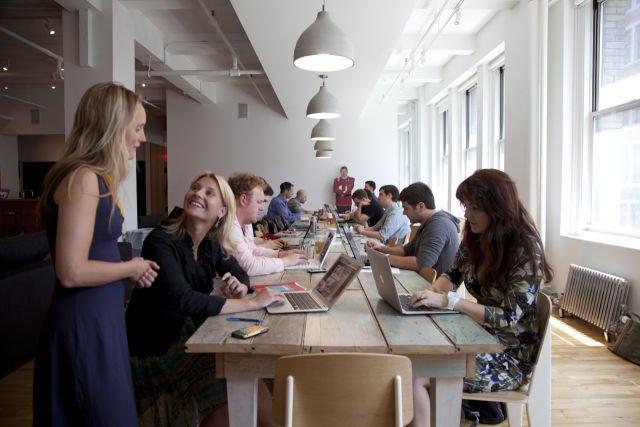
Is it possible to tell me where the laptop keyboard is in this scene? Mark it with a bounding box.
[285,261,319,270]
[398,294,436,312]
[285,292,322,310]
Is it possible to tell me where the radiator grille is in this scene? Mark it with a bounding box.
[559,264,630,331]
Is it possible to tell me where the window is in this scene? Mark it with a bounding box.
[496,65,505,170]
[590,0,640,237]
[464,85,478,177]
[439,108,450,209]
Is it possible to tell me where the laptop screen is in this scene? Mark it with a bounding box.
[313,254,362,305]
[317,231,335,264]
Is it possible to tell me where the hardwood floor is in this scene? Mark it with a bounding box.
[2,311,639,426]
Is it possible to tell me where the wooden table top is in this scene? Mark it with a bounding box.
[186,239,502,357]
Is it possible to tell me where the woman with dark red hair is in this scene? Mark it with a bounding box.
[408,169,553,427]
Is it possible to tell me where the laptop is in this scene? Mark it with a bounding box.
[267,253,363,314]
[324,203,345,224]
[341,224,369,265]
[285,231,336,271]
[366,248,454,315]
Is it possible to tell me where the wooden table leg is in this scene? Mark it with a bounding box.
[222,354,278,427]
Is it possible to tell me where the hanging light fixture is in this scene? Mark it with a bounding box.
[293,2,355,72]
[310,119,336,141]
[2,60,9,72]
[307,75,341,119]
[315,150,332,159]
[314,140,334,151]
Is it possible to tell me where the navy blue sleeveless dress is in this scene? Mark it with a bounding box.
[33,174,137,426]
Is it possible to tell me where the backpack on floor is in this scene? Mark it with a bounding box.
[462,399,506,426]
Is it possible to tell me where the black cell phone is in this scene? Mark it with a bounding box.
[231,324,269,339]
[308,268,328,274]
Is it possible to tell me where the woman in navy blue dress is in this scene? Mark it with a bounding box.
[34,82,159,426]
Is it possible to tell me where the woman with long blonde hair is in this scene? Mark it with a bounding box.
[126,171,284,427]
[34,82,159,426]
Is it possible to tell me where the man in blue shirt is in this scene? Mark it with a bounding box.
[353,184,410,244]
[266,181,300,226]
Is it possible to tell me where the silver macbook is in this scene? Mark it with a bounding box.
[366,248,454,315]
[267,254,363,314]
[285,231,336,271]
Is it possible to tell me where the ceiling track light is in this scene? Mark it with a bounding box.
[307,74,341,119]
[313,140,334,151]
[293,1,355,72]
[2,59,9,72]
[46,18,56,35]
[311,119,336,141]
[315,150,333,159]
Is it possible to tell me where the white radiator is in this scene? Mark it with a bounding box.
[559,264,630,335]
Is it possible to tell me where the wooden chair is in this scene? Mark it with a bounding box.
[418,267,437,285]
[272,353,413,427]
[462,293,552,427]
[407,223,420,242]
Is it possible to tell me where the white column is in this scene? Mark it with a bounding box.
[503,0,548,228]
[61,0,138,231]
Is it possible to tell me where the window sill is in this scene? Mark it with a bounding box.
[561,230,640,251]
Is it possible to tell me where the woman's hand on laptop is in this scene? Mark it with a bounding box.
[281,252,308,266]
[408,289,447,310]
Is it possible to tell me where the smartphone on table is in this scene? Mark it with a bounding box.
[231,324,269,339]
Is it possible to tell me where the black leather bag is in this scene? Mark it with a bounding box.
[462,399,506,426]
[608,313,640,366]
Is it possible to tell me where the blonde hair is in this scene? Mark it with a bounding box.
[38,82,142,224]
[163,171,237,254]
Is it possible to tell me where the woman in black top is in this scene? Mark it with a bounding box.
[126,171,283,427]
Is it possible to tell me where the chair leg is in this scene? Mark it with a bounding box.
[505,402,523,427]
[285,376,294,427]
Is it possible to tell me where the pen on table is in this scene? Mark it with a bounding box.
[226,317,264,324]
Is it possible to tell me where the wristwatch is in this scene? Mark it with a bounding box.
[447,291,460,310]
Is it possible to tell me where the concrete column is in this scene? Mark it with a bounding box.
[61,0,138,231]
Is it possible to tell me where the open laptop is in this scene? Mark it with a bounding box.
[341,224,369,266]
[267,254,363,314]
[324,203,345,224]
[285,231,336,272]
[366,248,454,315]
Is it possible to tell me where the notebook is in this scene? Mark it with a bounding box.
[266,254,363,314]
[366,248,454,315]
[285,231,336,271]
[341,224,369,266]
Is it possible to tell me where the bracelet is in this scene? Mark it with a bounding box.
[447,291,460,310]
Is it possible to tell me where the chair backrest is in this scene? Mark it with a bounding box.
[418,267,437,285]
[408,223,421,242]
[533,292,551,365]
[138,213,162,228]
[272,353,413,427]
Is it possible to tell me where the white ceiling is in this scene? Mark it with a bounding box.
[0,0,518,122]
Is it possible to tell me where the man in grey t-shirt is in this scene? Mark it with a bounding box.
[366,182,460,275]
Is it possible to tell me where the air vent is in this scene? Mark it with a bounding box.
[238,103,248,119]
[30,109,40,124]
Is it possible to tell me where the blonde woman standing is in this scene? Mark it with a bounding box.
[34,82,159,426]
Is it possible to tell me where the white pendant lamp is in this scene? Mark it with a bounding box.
[313,140,334,151]
[315,150,333,159]
[307,75,341,119]
[311,119,336,141]
[293,4,355,72]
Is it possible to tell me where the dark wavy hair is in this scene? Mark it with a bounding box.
[456,169,553,288]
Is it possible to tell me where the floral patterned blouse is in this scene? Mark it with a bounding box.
[442,235,543,374]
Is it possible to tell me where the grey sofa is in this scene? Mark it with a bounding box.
[0,231,55,378]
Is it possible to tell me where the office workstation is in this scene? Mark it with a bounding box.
[1,1,639,426]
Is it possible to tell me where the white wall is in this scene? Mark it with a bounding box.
[166,84,400,212]
[0,89,65,135]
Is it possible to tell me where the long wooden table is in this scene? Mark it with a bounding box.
[186,232,502,427]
